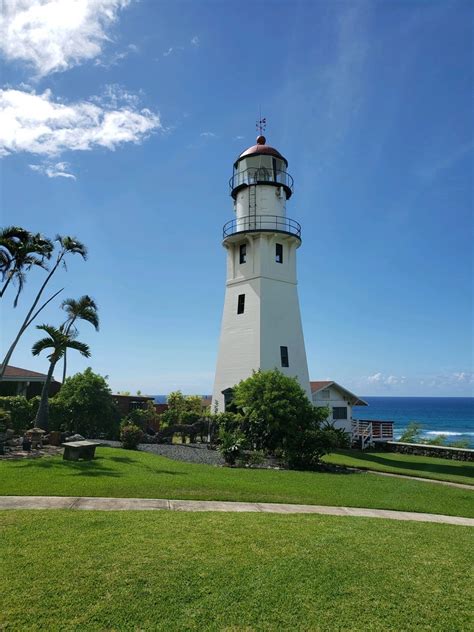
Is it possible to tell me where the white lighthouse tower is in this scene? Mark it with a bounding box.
[212,132,311,411]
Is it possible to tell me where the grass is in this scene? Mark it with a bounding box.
[323,449,474,485]
[1,447,473,517]
[1,510,472,631]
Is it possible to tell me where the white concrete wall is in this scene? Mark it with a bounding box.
[212,232,310,411]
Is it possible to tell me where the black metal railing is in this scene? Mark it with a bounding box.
[229,168,294,194]
[223,214,301,239]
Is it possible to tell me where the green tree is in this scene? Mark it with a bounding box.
[31,325,90,431]
[399,422,423,443]
[54,368,119,437]
[1,236,87,377]
[60,295,99,382]
[233,369,328,452]
[0,227,53,305]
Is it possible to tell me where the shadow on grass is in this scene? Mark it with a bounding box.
[9,454,186,478]
[9,456,122,478]
[354,452,474,481]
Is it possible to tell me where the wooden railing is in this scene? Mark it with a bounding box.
[351,420,394,449]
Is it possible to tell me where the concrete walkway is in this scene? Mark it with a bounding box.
[0,496,472,526]
[356,469,474,490]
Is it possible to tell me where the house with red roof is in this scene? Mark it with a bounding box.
[311,380,393,447]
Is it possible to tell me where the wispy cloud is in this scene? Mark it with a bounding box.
[367,372,406,386]
[0,87,162,158]
[29,161,76,180]
[0,0,132,77]
[96,43,139,68]
[163,46,184,57]
[162,35,200,58]
[200,131,216,138]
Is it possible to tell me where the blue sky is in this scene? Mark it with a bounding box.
[1,0,472,397]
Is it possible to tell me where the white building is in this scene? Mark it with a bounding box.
[212,135,310,410]
[312,381,393,447]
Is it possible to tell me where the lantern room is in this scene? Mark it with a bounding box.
[229,135,294,200]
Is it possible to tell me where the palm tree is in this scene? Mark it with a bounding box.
[0,227,53,305]
[0,236,87,378]
[32,325,90,431]
[60,295,99,382]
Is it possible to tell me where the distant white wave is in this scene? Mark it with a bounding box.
[424,431,474,436]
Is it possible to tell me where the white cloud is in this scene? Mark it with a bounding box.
[163,46,183,57]
[0,87,162,157]
[200,131,216,138]
[190,35,199,46]
[366,373,406,386]
[0,0,132,77]
[29,161,76,180]
[95,42,139,68]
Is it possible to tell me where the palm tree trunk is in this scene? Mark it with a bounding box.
[0,252,64,378]
[62,349,68,384]
[35,360,57,432]
[0,272,14,298]
[61,318,75,385]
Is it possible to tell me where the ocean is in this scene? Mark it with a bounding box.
[353,397,474,447]
[154,395,474,448]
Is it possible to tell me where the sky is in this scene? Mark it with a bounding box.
[0,0,473,397]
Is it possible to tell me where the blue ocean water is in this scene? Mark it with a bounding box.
[353,397,474,447]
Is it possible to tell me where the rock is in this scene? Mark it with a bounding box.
[66,434,85,442]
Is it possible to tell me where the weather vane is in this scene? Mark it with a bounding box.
[256,116,266,135]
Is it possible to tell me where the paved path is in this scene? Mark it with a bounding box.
[0,496,472,526]
[352,469,473,490]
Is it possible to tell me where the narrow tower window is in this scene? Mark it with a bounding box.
[237,294,245,314]
[239,243,247,264]
[280,346,289,367]
[275,243,283,264]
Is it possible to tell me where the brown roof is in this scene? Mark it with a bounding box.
[310,380,368,407]
[237,135,288,166]
[3,365,50,381]
[310,381,333,393]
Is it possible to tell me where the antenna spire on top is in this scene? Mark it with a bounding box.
[256,116,266,135]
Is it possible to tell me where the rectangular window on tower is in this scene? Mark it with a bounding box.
[239,244,247,264]
[280,346,289,367]
[275,243,283,264]
[237,294,245,314]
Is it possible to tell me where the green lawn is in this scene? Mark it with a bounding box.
[1,510,472,631]
[323,449,474,485]
[1,447,473,517]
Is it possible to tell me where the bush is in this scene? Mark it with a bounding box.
[218,428,246,465]
[53,368,120,438]
[120,424,143,450]
[233,369,329,453]
[399,422,423,443]
[285,429,331,470]
[321,424,351,449]
[0,396,36,434]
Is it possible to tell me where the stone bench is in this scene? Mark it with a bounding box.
[62,441,101,461]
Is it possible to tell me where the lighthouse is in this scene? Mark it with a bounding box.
[212,133,311,411]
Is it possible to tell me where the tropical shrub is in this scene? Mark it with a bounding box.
[285,429,333,470]
[218,428,247,465]
[120,424,143,450]
[0,396,36,434]
[53,368,119,438]
[233,369,329,453]
[399,421,423,443]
